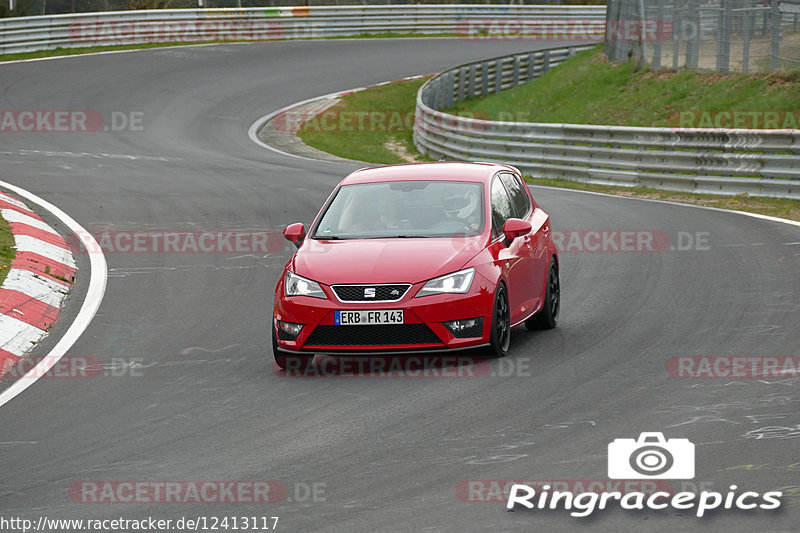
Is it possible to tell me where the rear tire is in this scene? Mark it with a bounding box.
[486,284,511,358]
[526,257,559,330]
[272,326,313,372]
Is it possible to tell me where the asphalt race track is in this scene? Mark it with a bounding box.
[1,39,799,532]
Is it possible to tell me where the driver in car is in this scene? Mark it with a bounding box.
[441,187,480,231]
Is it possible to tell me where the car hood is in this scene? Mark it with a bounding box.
[292,236,487,285]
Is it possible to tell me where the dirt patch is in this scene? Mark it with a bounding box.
[383,138,424,163]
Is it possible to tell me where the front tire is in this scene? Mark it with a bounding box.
[487,283,511,358]
[526,257,560,330]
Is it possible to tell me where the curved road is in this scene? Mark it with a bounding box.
[1,39,799,532]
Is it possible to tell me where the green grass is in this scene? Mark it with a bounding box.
[446,46,800,128]
[0,41,233,63]
[0,211,16,287]
[296,76,434,164]
[0,34,456,64]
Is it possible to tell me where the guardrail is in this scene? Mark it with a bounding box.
[414,46,800,199]
[0,5,606,55]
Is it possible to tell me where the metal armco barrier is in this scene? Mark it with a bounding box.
[0,5,606,55]
[413,46,800,199]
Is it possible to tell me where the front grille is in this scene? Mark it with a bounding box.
[332,284,411,302]
[304,324,442,347]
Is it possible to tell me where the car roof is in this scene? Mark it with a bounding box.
[340,162,519,185]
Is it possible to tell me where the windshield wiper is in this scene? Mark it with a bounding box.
[358,235,432,239]
[316,234,433,240]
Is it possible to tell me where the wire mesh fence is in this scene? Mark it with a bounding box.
[605,0,800,72]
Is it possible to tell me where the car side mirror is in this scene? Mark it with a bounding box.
[283,223,305,248]
[502,218,531,246]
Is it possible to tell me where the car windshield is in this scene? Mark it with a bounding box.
[312,180,485,239]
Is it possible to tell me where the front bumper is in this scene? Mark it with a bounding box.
[274,275,495,354]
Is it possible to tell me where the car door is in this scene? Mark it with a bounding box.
[498,172,542,321]
[489,174,530,325]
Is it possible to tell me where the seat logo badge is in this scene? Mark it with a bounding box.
[364,287,376,298]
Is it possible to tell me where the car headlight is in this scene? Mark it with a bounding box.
[285,271,327,299]
[416,267,475,297]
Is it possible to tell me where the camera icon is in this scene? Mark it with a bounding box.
[608,432,695,479]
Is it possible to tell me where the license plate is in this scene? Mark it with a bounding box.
[335,310,404,325]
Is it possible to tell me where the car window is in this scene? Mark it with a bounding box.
[490,176,514,238]
[311,180,485,239]
[500,173,532,219]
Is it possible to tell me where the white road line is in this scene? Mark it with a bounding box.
[248,90,364,162]
[0,180,107,409]
[248,76,434,162]
[531,184,800,229]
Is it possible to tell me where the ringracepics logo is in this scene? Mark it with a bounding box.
[608,432,693,479]
[506,432,783,517]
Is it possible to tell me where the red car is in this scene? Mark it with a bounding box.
[272,162,559,369]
